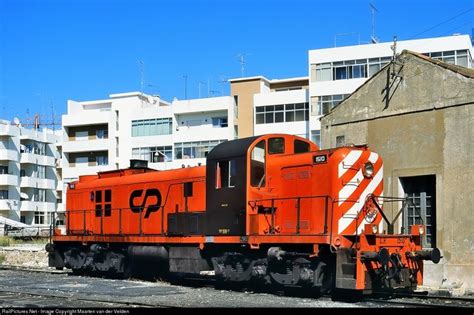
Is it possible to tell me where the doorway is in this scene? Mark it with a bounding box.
[400,175,436,248]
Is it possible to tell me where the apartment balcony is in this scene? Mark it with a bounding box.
[0,174,18,186]
[0,124,19,137]
[63,111,112,127]
[56,180,64,191]
[173,96,232,114]
[20,153,56,166]
[62,138,111,153]
[20,177,56,190]
[20,129,57,143]
[62,164,116,180]
[174,125,231,143]
[0,150,19,161]
[0,199,20,211]
[20,201,56,212]
[56,203,65,213]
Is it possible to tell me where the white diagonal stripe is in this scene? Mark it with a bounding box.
[338,150,363,178]
[338,169,363,206]
[368,152,379,164]
[338,166,383,234]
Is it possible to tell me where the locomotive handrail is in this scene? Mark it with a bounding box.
[371,195,423,234]
[248,195,334,236]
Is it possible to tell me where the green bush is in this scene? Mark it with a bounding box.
[0,253,5,264]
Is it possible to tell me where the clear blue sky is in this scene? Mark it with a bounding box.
[0,0,473,124]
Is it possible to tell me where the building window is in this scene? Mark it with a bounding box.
[97,155,108,166]
[22,141,46,155]
[96,129,108,139]
[34,212,45,225]
[315,57,391,82]
[175,140,226,159]
[131,117,172,137]
[456,50,469,67]
[310,130,321,148]
[132,146,173,163]
[0,165,8,174]
[317,94,351,115]
[37,165,46,179]
[212,117,228,128]
[315,63,332,81]
[336,135,345,148]
[0,190,8,199]
[74,156,89,165]
[424,49,471,67]
[255,103,309,124]
[33,189,46,202]
[333,60,368,80]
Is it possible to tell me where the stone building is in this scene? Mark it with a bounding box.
[320,50,474,292]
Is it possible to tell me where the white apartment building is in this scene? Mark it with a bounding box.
[62,92,235,185]
[0,119,62,228]
[231,35,473,149]
[308,34,474,140]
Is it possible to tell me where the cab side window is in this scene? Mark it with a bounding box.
[268,137,285,154]
[251,140,266,187]
[294,139,310,153]
[216,160,237,189]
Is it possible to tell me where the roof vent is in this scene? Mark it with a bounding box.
[130,159,148,169]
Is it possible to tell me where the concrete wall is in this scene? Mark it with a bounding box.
[230,78,262,138]
[321,52,474,291]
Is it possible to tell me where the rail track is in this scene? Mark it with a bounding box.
[1,265,473,308]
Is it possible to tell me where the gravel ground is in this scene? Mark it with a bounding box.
[0,269,367,308]
[0,244,48,268]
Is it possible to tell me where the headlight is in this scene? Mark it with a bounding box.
[419,226,425,235]
[372,224,378,234]
[363,162,374,178]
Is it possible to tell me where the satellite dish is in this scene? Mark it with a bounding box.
[12,117,20,126]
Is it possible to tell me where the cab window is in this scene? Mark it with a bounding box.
[268,137,285,154]
[251,140,266,187]
[294,140,310,153]
[216,160,236,189]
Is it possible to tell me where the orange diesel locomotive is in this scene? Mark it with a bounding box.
[47,134,440,294]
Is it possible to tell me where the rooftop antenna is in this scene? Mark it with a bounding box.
[182,75,188,99]
[198,81,207,98]
[236,53,251,77]
[138,60,145,94]
[50,98,55,131]
[369,3,379,43]
[218,75,229,95]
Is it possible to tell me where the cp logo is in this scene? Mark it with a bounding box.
[129,189,162,218]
